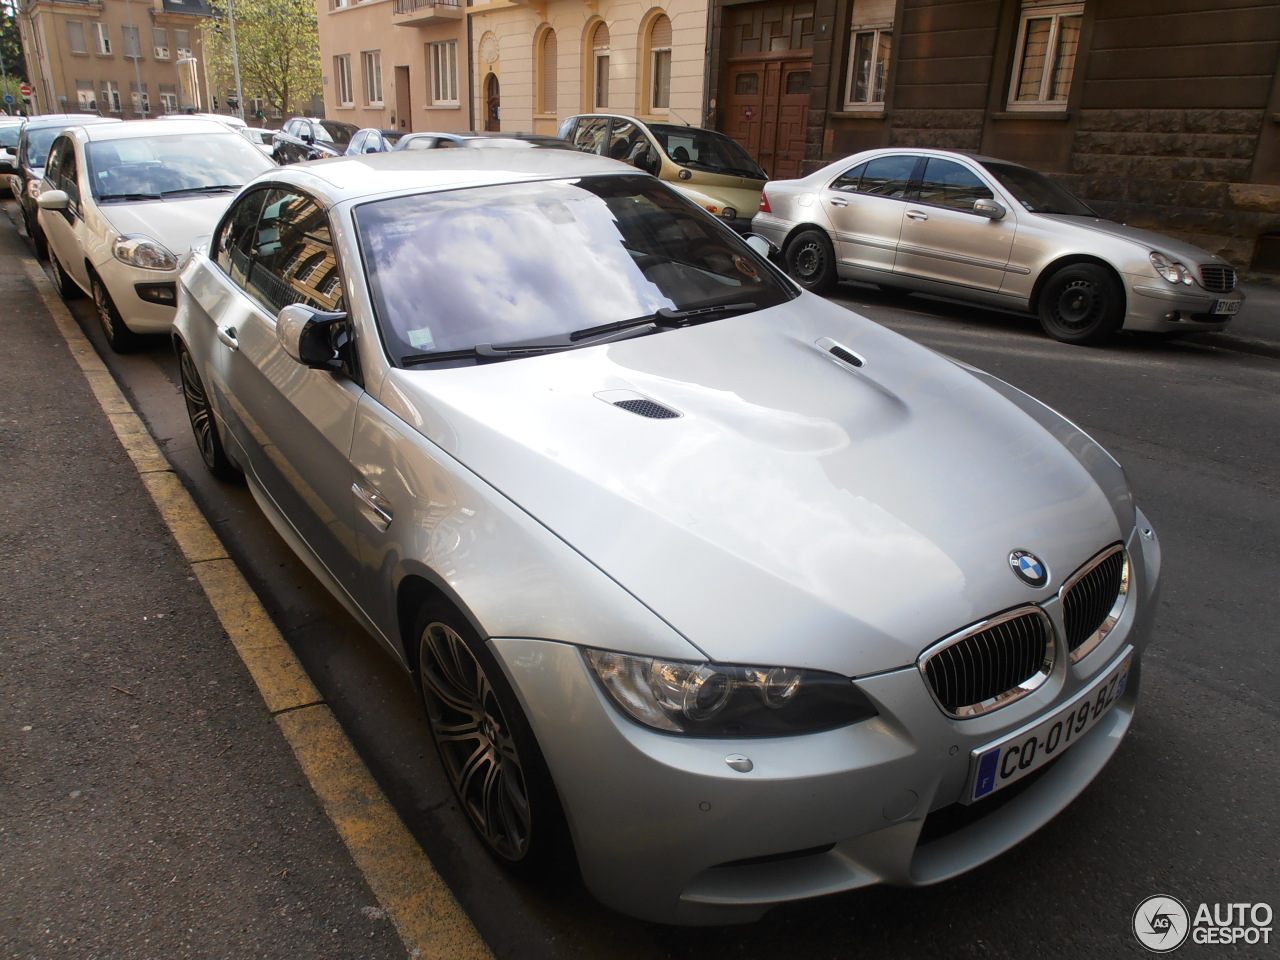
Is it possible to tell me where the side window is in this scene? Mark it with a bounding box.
[832,161,867,193]
[404,137,437,150]
[43,139,67,186]
[917,158,994,212]
[606,119,640,161]
[245,189,345,316]
[570,117,609,154]
[348,131,366,154]
[858,155,917,198]
[215,188,269,287]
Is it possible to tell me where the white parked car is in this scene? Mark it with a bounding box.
[173,150,1161,924]
[37,117,275,351]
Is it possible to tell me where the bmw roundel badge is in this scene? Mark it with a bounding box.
[1009,550,1049,588]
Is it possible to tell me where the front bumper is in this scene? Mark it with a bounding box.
[1123,276,1243,333]
[97,260,179,334]
[491,519,1161,924]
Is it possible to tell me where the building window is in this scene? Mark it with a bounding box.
[76,79,95,110]
[647,14,671,112]
[160,84,178,113]
[130,81,149,115]
[363,50,383,105]
[175,30,192,59]
[589,21,609,110]
[537,28,557,115]
[100,80,121,112]
[122,24,141,59]
[92,22,112,56]
[429,41,458,105]
[1009,1,1082,108]
[843,0,893,109]
[67,21,87,55]
[331,0,348,7]
[334,54,353,106]
[153,28,169,60]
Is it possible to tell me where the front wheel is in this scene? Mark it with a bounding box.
[784,229,838,295]
[92,275,141,353]
[1037,264,1124,345]
[414,602,567,875]
[51,252,82,300]
[24,209,48,260]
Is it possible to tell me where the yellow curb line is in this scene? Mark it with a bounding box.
[22,260,494,960]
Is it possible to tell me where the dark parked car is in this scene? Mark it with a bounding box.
[12,114,120,259]
[345,128,405,155]
[393,131,578,151]
[272,117,359,164]
[0,118,25,194]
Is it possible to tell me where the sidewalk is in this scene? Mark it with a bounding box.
[0,210,409,958]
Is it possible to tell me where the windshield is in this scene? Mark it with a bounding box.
[317,120,358,146]
[981,160,1096,216]
[355,174,793,365]
[24,127,66,167]
[86,132,274,201]
[648,124,767,181]
[0,125,20,149]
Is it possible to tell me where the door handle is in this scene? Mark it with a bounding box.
[828,197,849,207]
[353,482,393,532]
[906,210,929,221]
[216,325,239,351]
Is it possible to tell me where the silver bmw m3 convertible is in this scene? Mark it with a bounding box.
[173,150,1161,925]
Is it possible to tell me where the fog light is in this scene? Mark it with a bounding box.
[135,282,177,306]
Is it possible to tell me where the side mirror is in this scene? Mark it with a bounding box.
[301,131,315,145]
[36,189,69,211]
[277,303,348,370]
[632,148,659,176]
[744,234,779,260]
[974,198,1007,220]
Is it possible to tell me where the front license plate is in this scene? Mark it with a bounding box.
[967,649,1133,803]
[1212,299,1241,315]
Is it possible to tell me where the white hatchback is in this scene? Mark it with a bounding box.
[37,118,275,351]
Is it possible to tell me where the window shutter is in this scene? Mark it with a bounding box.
[541,30,558,113]
[651,15,672,49]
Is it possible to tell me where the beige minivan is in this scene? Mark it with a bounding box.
[558,113,767,233]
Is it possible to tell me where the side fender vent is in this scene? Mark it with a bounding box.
[614,398,682,419]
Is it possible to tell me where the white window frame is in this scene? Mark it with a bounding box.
[843,25,891,110]
[92,22,112,56]
[646,16,671,113]
[334,54,354,107]
[593,49,609,109]
[130,82,149,114]
[67,21,87,55]
[429,41,458,106]
[75,79,95,109]
[363,50,383,106]
[160,85,178,113]
[100,80,121,112]
[1008,1,1082,110]
[175,29,192,60]
[153,28,169,60]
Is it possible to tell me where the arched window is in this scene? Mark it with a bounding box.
[647,14,671,112]
[538,28,558,115]
[590,21,610,110]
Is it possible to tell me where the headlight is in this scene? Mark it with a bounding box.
[26,178,41,199]
[582,649,878,737]
[1150,252,1192,285]
[113,235,178,271]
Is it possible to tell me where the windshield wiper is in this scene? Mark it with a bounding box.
[97,192,162,201]
[476,301,760,356]
[160,184,243,197]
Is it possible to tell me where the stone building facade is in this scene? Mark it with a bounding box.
[709,0,1280,274]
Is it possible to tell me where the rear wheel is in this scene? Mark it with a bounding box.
[92,275,142,353]
[178,343,238,480]
[784,229,838,295]
[1037,263,1124,345]
[414,601,566,876]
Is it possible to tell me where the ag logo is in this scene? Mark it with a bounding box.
[1134,895,1190,952]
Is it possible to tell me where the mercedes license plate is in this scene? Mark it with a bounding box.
[967,648,1133,803]
[1212,299,1241,315]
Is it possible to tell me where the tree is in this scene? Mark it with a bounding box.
[0,0,28,114]
[204,0,320,118]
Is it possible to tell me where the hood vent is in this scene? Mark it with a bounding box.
[816,337,865,368]
[613,398,681,419]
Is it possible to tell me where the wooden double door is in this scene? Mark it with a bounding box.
[721,57,811,180]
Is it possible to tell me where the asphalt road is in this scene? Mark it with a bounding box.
[19,223,1279,960]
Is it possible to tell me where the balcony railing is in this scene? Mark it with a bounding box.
[391,0,462,24]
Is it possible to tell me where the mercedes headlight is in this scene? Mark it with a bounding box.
[1150,252,1192,285]
[582,649,877,737]
[113,235,178,271]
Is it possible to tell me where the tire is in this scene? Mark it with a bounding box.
[783,229,838,295]
[91,275,142,353]
[24,209,48,261]
[178,343,239,480]
[414,601,567,876]
[1037,263,1124,345]
[51,252,82,300]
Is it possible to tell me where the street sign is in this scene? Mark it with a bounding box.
[2,95,13,105]
[19,83,32,97]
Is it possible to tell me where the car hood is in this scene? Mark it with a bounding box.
[1039,214,1229,265]
[97,194,238,256]
[380,298,1132,677]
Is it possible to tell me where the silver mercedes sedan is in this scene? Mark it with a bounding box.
[173,150,1161,924]
[752,147,1243,345]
